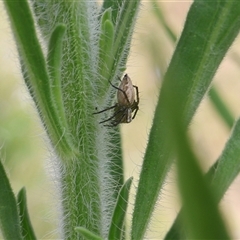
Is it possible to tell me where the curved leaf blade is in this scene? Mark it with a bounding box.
[3,0,76,157]
[167,108,229,239]
[47,24,69,132]
[101,0,123,24]
[166,118,240,239]
[108,177,133,240]
[17,188,37,240]
[152,1,235,129]
[0,161,22,240]
[210,118,240,199]
[208,87,234,128]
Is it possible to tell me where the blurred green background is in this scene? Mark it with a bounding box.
[1,1,240,239]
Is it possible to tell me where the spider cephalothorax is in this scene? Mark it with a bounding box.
[94,74,139,127]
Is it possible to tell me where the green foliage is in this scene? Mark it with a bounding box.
[17,188,37,240]
[152,0,235,130]
[2,0,140,239]
[166,118,240,239]
[1,0,240,239]
[0,160,22,240]
[132,1,240,239]
[108,177,133,240]
[75,227,103,240]
[165,99,229,239]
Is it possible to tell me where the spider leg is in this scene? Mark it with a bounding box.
[99,107,124,124]
[108,80,121,91]
[133,85,139,104]
[131,106,139,120]
[93,104,116,114]
[108,80,131,105]
[105,110,127,127]
[114,111,128,125]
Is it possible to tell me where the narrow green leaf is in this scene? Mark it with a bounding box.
[101,7,112,24]
[132,1,240,239]
[17,188,37,240]
[3,0,76,158]
[152,0,177,43]
[152,1,235,130]
[108,177,133,240]
[167,105,229,239]
[161,80,230,238]
[47,24,69,131]
[208,87,234,128]
[210,118,240,199]
[164,100,236,239]
[0,161,23,240]
[165,118,240,239]
[75,227,103,240]
[109,0,141,84]
[98,9,115,97]
[101,0,123,24]
[47,24,66,85]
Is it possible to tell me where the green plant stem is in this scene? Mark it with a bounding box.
[4,1,101,238]
[98,9,115,99]
[10,0,140,238]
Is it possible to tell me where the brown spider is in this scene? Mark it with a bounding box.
[94,74,139,127]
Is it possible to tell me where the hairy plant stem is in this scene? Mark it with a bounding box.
[4,0,140,238]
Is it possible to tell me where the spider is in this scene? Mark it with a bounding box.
[94,74,139,127]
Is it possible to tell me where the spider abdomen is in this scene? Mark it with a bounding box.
[117,74,135,106]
